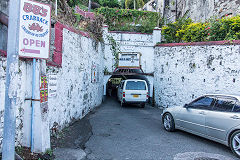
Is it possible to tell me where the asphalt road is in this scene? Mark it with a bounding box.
[84,97,239,160]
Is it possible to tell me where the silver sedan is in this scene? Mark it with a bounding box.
[161,94,240,158]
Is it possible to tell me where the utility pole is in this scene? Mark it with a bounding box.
[134,0,136,10]
[2,0,20,159]
[55,0,57,16]
[175,0,178,21]
[88,0,91,12]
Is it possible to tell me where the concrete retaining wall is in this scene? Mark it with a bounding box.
[154,41,240,108]
[0,25,104,151]
[103,27,161,98]
[47,28,104,130]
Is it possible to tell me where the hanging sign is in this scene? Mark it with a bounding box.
[19,0,51,59]
[48,74,57,97]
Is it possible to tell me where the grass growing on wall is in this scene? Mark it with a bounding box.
[162,15,240,43]
[96,7,163,33]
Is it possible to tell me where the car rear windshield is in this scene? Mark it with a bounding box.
[125,81,146,90]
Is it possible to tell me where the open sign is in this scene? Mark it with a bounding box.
[19,0,51,59]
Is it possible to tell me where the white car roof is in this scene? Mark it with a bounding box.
[124,79,146,82]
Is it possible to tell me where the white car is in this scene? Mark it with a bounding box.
[161,94,240,158]
[117,79,149,108]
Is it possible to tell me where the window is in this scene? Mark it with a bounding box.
[233,102,240,113]
[213,97,236,112]
[125,81,146,90]
[188,97,214,110]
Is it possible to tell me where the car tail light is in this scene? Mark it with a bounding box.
[147,92,149,98]
[123,92,125,97]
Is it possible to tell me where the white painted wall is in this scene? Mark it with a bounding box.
[0,57,26,148]
[0,28,105,152]
[103,26,161,98]
[47,29,104,130]
[154,44,240,108]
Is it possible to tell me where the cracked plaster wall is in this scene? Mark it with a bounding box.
[47,28,104,131]
[102,28,161,98]
[0,28,104,148]
[154,44,240,108]
[0,57,28,148]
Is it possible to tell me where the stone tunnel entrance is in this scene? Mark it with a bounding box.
[105,67,153,104]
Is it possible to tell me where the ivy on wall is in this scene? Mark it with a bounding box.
[96,7,163,33]
[106,35,120,68]
[162,15,240,43]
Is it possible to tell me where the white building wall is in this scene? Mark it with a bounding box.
[154,44,240,108]
[103,27,161,98]
[0,28,104,152]
[0,58,26,147]
[47,28,104,129]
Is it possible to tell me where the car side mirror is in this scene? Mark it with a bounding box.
[184,104,189,108]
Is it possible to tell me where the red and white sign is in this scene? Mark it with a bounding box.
[19,0,51,59]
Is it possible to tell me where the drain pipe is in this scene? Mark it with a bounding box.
[31,58,37,152]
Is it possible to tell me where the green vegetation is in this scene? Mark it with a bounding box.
[98,0,120,8]
[68,0,120,8]
[162,15,240,43]
[62,0,163,37]
[125,0,144,9]
[162,18,192,43]
[96,7,163,33]
[107,35,120,68]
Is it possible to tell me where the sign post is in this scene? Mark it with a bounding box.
[2,0,20,159]
[3,0,51,156]
[18,0,51,152]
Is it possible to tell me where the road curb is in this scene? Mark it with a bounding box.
[53,148,86,160]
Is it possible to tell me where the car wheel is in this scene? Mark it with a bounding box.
[230,130,240,158]
[140,103,145,108]
[163,113,175,132]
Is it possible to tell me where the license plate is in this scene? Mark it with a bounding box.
[133,95,139,98]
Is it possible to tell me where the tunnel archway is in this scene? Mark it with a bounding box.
[105,67,152,103]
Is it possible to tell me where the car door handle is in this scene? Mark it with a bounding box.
[230,115,240,119]
[199,111,205,115]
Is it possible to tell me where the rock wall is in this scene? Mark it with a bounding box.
[154,42,240,108]
[143,0,240,22]
[179,0,240,22]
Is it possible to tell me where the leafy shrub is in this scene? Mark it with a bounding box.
[125,0,144,9]
[162,18,192,43]
[68,0,86,7]
[98,0,120,8]
[162,15,240,43]
[96,7,163,33]
[207,16,240,41]
[178,22,207,42]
